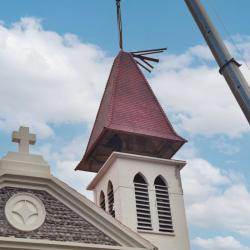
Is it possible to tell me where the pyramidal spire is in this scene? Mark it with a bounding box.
[76,51,186,172]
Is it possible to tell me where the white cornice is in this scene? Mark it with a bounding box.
[87,152,186,190]
[0,236,151,250]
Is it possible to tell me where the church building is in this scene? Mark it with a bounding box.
[0,50,190,250]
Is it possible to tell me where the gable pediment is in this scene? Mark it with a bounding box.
[0,173,155,250]
[0,186,119,246]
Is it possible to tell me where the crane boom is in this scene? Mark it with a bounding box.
[184,0,250,124]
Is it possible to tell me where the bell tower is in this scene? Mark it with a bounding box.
[76,51,190,250]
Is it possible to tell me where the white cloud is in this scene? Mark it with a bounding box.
[188,44,214,61]
[192,236,250,250]
[0,17,249,138]
[182,158,229,205]
[181,153,250,237]
[151,42,250,137]
[0,17,112,138]
[176,141,199,159]
[54,160,95,200]
[226,35,250,63]
[188,183,250,237]
[32,131,96,199]
[213,137,240,155]
[51,134,96,199]
[1,16,249,250]
[0,18,249,230]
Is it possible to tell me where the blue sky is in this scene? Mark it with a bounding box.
[0,1,249,250]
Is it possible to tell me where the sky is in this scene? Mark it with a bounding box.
[0,0,249,249]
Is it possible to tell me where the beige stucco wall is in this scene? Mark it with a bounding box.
[91,153,190,250]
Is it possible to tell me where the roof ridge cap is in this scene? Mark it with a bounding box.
[108,51,123,127]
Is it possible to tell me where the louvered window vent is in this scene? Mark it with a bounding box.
[108,181,115,217]
[154,176,174,233]
[134,173,152,231]
[100,191,106,211]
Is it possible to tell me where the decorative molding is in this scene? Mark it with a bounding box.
[0,236,150,250]
[174,168,183,194]
[5,192,46,232]
[87,152,186,190]
[0,152,50,178]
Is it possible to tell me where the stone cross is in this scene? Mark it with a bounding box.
[12,126,36,154]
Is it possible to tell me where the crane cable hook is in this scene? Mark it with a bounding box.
[116,0,123,50]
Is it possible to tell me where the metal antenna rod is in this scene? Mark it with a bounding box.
[116,0,123,50]
[185,0,250,124]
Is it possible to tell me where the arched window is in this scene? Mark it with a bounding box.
[107,181,115,217]
[154,176,173,233]
[99,191,106,211]
[133,173,152,231]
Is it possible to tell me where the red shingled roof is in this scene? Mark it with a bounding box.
[76,51,186,172]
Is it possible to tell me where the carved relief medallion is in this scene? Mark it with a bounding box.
[5,193,46,231]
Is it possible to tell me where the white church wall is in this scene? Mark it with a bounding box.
[88,152,190,250]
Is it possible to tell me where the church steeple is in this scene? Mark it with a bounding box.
[76,51,186,172]
[76,3,190,249]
